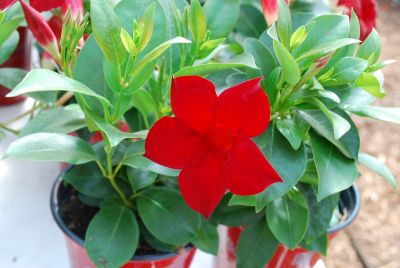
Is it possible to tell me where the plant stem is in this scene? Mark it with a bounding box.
[3,103,42,125]
[0,123,20,135]
[56,91,75,107]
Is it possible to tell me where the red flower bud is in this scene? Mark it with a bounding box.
[61,0,84,18]
[19,0,60,61]
[0,0,16,10]
[260,0,289,26]
[30,0,63,12]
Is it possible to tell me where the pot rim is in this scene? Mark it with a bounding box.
[50,171,191,262]
[327,185,361,234]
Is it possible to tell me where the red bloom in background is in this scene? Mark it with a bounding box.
[145,76,282,218]
[338,0,377,40]
[30,0,63,11]
[0,0,16,10]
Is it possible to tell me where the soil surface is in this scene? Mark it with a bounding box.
[325,1,400,267]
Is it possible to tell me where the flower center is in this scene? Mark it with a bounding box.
[205,124,235,151]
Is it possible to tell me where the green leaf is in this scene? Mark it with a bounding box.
[8,69,110,105]
[131,88,157,117]
[228,195,257,207]
[193,222,219,255]
[137,187,201,245]
[359,153,397,190]
[128,37,191,93]
[237,219,279,268]
[355,72,384,98]
[0,31,18,65]
[300,232,328,255]
[358,29,381,65]
[126,166,157,192]
[277,0,292,49]
[276,115,308,150]
[267,194,308,249]
[0,17,23,45]
[323,57,368,85]
[174,53,257,77]
[85,204,139,268]
[300,184,337,241]
[141,224,178,252]
[5,133,97,164]
[85,109,147,147]
[0,68,27,89]
[309,131,358,201]
[21,105,86,136]
[298,109,359,159]
[137,3,156,52]
[263,67,281,105]
[346,9,360,57]
[273,40,301,86]
[307,97,351,139]
[121,140,179,177]
[300,160,318,185]
[235,5,266,38]
[90,0,125,65]
[244,38,277,78]
[189,0,207,43]
[63,163,117,199]
[120,28,136,55]
[290,25,307,50]
[255,124,307,211]
[347,105,400,124]
[203,0,240,39]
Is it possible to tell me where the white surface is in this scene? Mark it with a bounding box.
[0,100,324,268]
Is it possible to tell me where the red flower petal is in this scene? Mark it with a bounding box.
[30,0,63,12]
[224,139,282,195]
[261,0,279,26]
[215,77,270,138]
[171,76,217,133]
[179,153,227,218]
[144,116,207,169]
[61,0,84,17]
[0,0,16,10]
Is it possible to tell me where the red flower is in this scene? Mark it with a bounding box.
[19,0,60,61]
[260,0,289,26]
[145,76,282,218]
[30,0,63,12]
[338,0,377,41]
[0,0,16,10]
[61,0,83,17]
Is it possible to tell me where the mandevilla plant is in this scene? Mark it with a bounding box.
[1,0,398,268]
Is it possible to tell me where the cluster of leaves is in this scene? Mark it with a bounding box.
[0,5,23,65]
[2,1,399,268]
[3,0,249,267]
[206,1,398,267]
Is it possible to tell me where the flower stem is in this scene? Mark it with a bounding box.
[0,123,20,135]
[56,91,75,107]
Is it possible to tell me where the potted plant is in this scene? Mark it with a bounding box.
[3,0,263,267]
[3,1,399,268]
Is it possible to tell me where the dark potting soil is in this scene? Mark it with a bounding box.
[59,186,168,256]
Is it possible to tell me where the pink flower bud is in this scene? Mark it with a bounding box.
[61,0,84,18]
[19,0,60,61]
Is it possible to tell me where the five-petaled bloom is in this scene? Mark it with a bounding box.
[145,76,283,218]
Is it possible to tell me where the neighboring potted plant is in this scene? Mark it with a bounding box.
[2,1,399,268]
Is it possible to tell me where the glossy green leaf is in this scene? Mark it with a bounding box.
[203,0,240,39]
[235,5,266,38]
[141,224,178,252]
[275,115,308,150]
[131,88,157,117]
[299,160,319,185]
[309,131,358,201]
[137,3,156,52]
[0,17,23,45]
[85,204,139,268]
[359,153,397,190]
[277,0,292,48]
[347,105,400,124]
[263,67,281,105]
[174,53,257,77]
[63,163,117,199]
[8,69,110,105]
[300,232,328,255]
[5,133,96,164]
[290,25,307,50]
[244,38,277,78]
[298,109,360,159]
[0,31,18,64]
[358,29,381,65]
[237,219,279,268]
[0,68,27,89]
[273,40,301,86]
[90,0,125,65]
[267,194,308,249]
[228,195,257,207]
[21,105,86,136]
[255,124,307,211]
[189,0,207,43]
[193,222,219,255]
[126,166,157,192]
[355,72,384,98]
[137,187,201,245]
[324,57,368,85]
